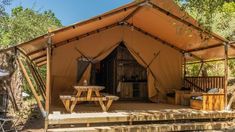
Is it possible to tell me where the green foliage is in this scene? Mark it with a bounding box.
[186,63,200,76]
[0,5,62,97]
[0,6,62,47]
[175,0,235,36]
[38,65,46,81]
[176,1,235,77]
[186,61,226,77]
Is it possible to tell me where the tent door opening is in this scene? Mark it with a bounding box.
[91,43,148,100]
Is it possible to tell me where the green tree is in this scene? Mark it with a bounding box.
[0,6,62,99]
[175,1,235,76]
[0,6,62,47]
[175,0,235,40]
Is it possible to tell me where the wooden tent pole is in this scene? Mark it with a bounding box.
[122,5,142,22]
[38,61,47,67]
[224,44,228,108]
[31,63,46,90]
[32,54,46,61]
[45,34,52,130]
[46,35,52,114]
[187,43,223,53]
[35,59,46,65]
[183,55,186,88]
[183,55,186,78]
[187,57,235,65]
[26,61,46,101]
[17,58,45,113]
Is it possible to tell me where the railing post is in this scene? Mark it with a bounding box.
[183,54,186,87]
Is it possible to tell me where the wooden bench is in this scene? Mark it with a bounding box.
[190,93,224,111]
[60,95,74,112]
[101,93,119,111]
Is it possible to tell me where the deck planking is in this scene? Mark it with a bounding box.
[48,102,235,125]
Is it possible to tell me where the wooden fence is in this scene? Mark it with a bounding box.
[184,76,225,92]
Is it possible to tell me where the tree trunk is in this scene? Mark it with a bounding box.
[0,49,23,113]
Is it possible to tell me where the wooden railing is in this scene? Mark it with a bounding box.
[184,76,225,92]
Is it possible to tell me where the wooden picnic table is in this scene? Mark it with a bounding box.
[73,86,105,100]
[60,85,119,112]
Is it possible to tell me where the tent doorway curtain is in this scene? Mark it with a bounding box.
[85,42,148,101]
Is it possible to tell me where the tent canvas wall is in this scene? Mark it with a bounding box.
[51,26,182,105]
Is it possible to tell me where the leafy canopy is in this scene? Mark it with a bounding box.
[0,5,62,97]
[175,0,235,40]
[0,6,62,47]
[174,0,235,77]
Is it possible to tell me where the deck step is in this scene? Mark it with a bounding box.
[48,110,235,125]
[47,121,235,132]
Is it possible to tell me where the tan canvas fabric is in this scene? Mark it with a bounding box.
[127,4,220,52]
[51,27,122,104]
[50,26,182,104]
[15,0,231,63]
[52,7,137,44]
[123,27,182,101]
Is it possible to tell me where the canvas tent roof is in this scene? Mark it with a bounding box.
[1,0,234,66]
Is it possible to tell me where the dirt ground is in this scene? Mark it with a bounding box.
[20,108,44,132]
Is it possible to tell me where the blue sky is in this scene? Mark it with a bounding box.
[5,0,133,26]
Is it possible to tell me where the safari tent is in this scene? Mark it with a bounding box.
[1,0,235,131]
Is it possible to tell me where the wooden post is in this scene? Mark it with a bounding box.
[26,61,46,101]
[46,35,52,112]
[183,54,187,87]
[45,33,52,130]
[31,63,46,90]
[224,44,228,108]
[17,58,45,114]
[184,56,186,78]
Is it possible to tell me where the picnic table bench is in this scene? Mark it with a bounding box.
[60,86,119,112]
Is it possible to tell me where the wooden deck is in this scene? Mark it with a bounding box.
[48,102,235,127]
[51,101,186,113]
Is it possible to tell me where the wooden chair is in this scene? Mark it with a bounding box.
[190,88,224,111]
